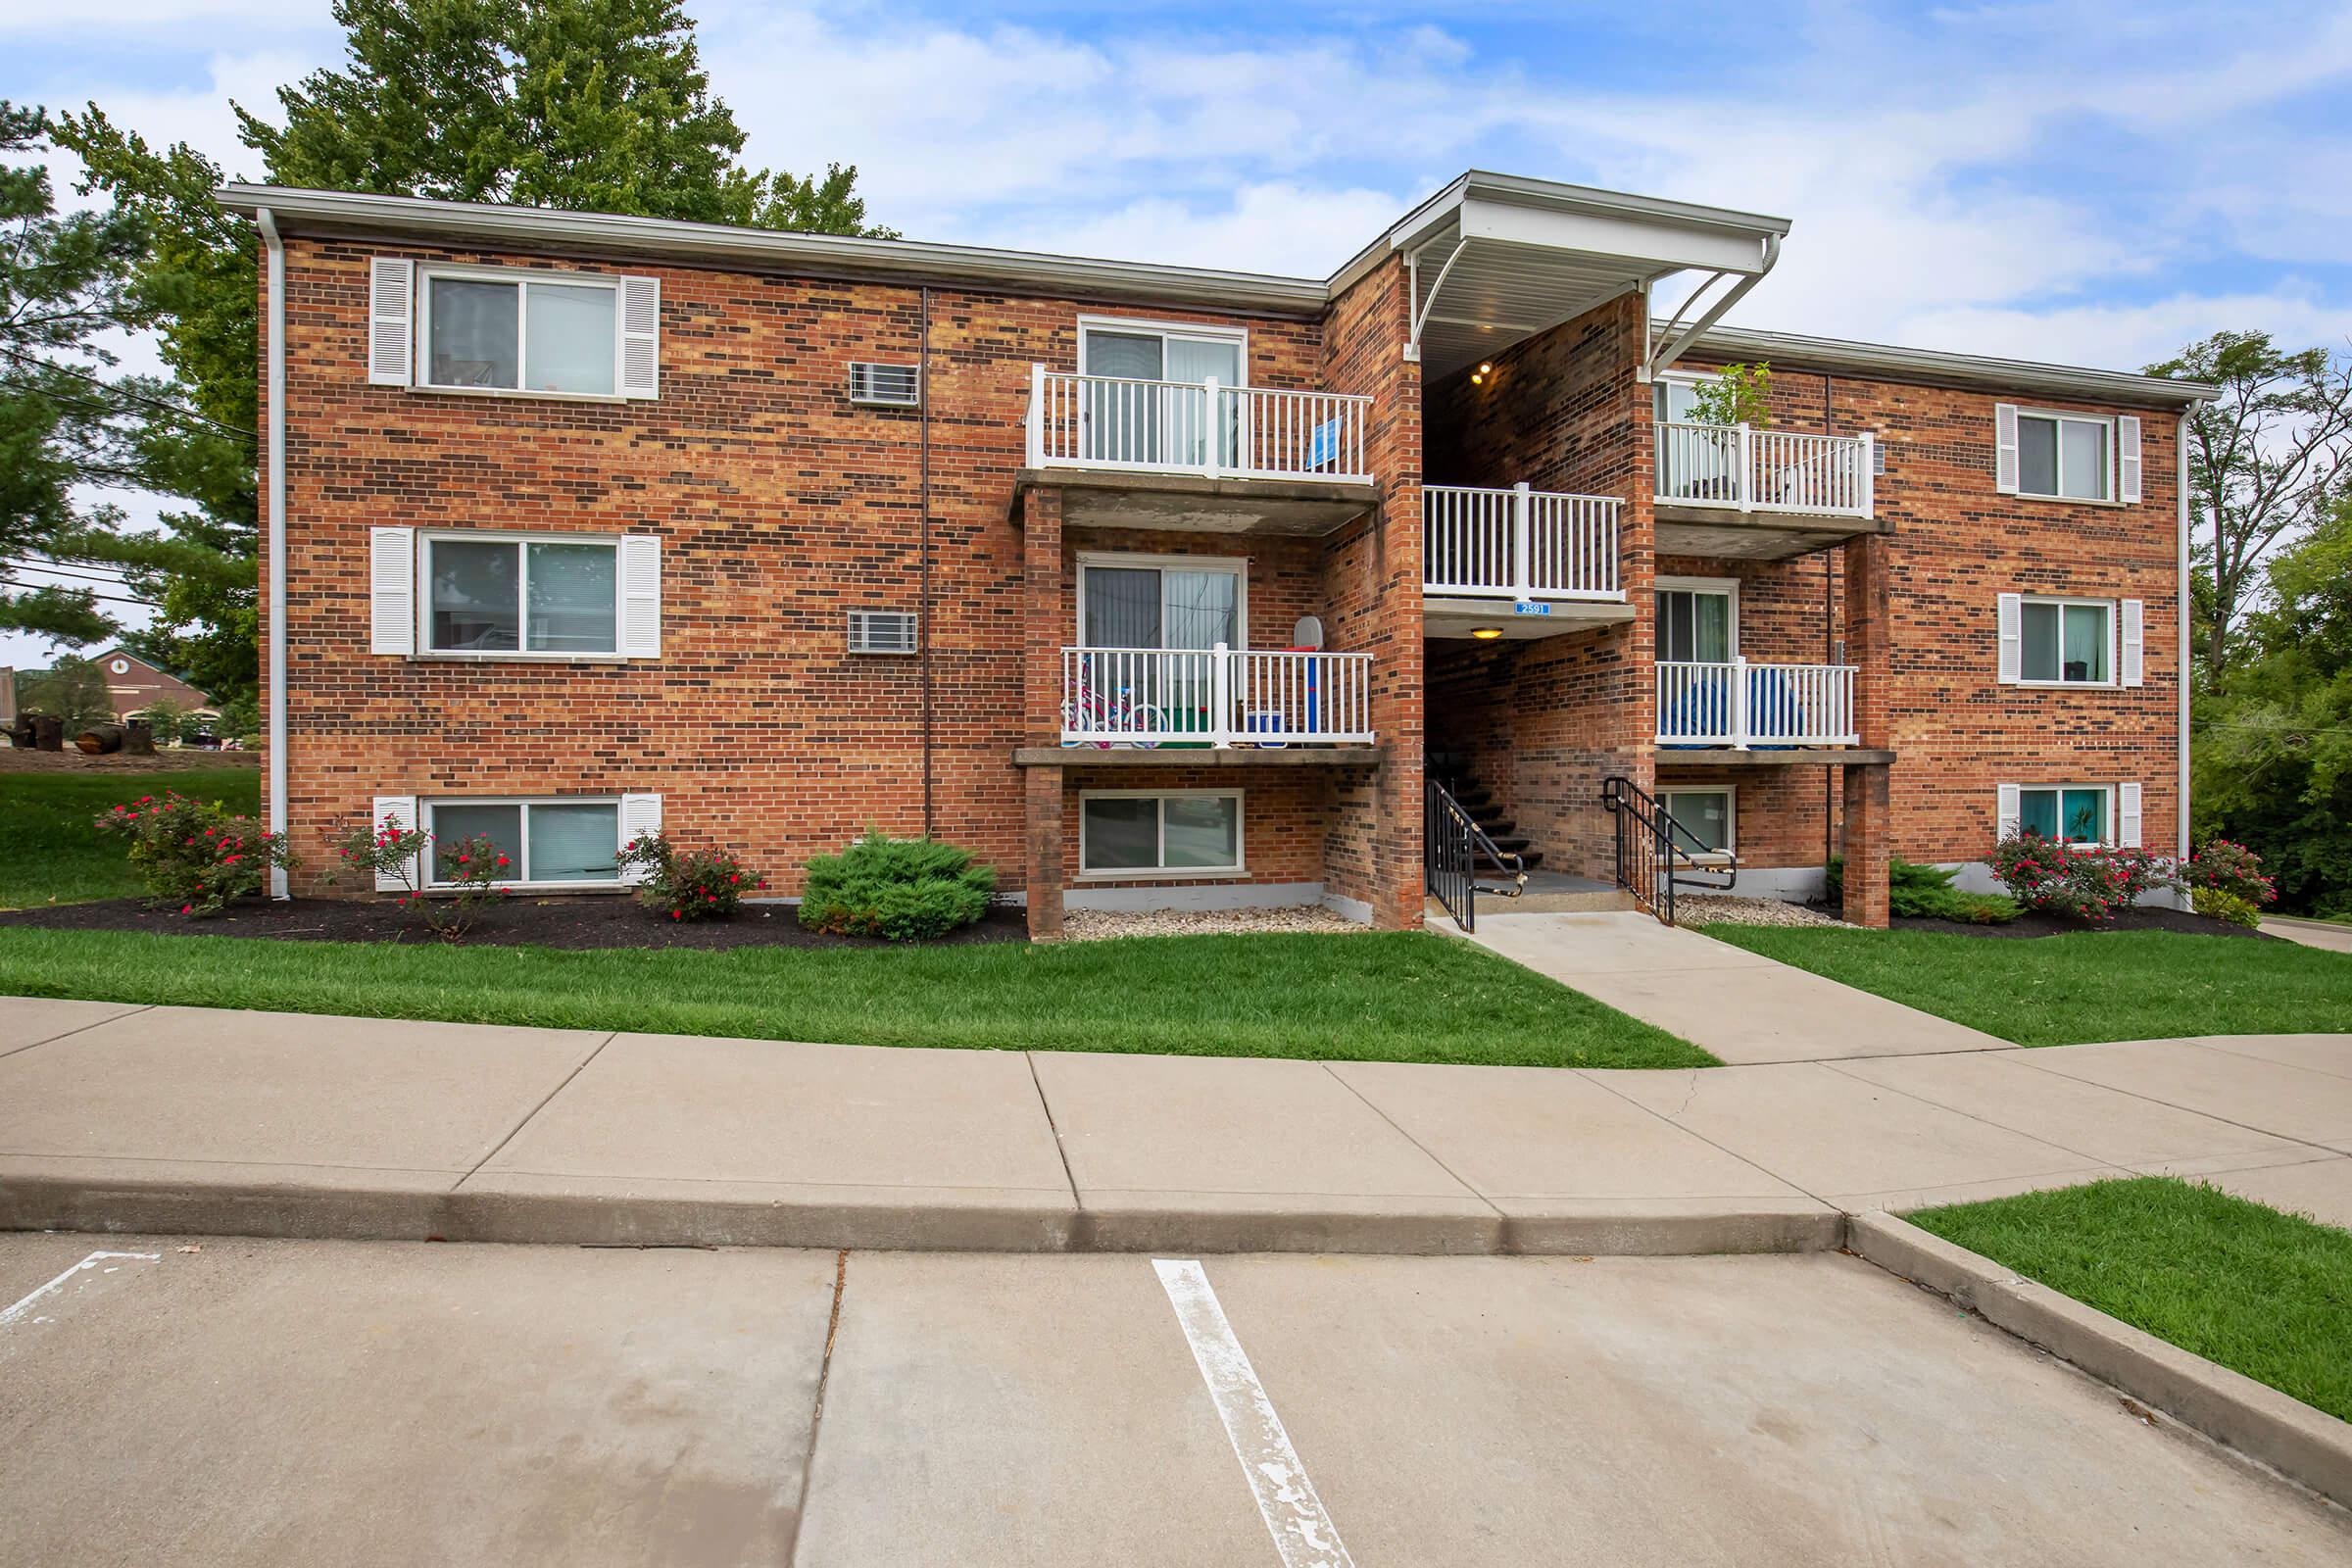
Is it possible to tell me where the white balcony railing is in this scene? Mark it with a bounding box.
[1654,422,1875,519]
[1059,645,1374,747]
[1025,367,1373,483]
[1656,659,1859,748]
[1422,483,1622,602]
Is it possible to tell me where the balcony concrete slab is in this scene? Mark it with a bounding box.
[1015,467,1379,536]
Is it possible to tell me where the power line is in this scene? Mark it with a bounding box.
[0,345,256,441]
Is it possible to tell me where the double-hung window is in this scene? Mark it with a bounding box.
[2019,598,2112,684]
[423,270,621,396]
[1080,790,1244,877]
[425,798,623,886]
[426,535,620,656]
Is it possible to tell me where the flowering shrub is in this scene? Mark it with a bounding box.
[2180,839,2276,909]
[92,791,293,915]
[799,831,995,942]
[330,816,510,940]
[614,832,765,920]
[1989,832,2174,924]
[2191,887,2263,928]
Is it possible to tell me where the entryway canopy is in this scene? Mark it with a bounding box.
[1354,172,1791,383]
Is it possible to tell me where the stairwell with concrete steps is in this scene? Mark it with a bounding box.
[1425,753,1637,918]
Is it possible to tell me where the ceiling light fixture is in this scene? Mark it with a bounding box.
[1471,626,1503,640]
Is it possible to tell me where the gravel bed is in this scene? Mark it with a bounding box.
[1675,895,1844,928]
[1061,906,1367,941]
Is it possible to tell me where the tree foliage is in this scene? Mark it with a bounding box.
[2146,331,2352,688]
[0,101,148,645]
[2192,495,2352,915]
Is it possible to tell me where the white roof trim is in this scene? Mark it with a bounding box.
[1673,321,2218,407]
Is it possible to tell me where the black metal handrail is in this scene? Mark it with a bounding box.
[1426,776,1526,932]
[1601,776,1731,926]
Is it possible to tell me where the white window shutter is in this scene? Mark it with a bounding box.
[619,534,661,657]
[620,276,661,398]
[2117,416,2142,504]
[2120,598,2145,686]
[1995,784,2021,841]
[619,794,663,882]
[2118,782,2143,848]
[1995,592,2022,683]
[370,527,416,655]
[371,796,420,892]
[1993,403,2020,494]
[368,258,415,386]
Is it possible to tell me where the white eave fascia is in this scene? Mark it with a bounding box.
[1328,170,1793,298]
[1673,321,2219,408]
[214,183,1333,316]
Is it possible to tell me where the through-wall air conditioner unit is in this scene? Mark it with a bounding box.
[847,610,919,655]
[847,362,921,408]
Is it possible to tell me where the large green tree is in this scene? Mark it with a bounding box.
[54,0,887,702]
[2146,331,2352,689]
[2192,496,2352,915]
[0,101,148,645]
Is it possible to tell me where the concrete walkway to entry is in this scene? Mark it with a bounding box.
[1457,910,2012,1063]
[3,997,2347,1254]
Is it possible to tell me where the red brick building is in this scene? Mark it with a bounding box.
[85,648,216,724]
[220,173,2207,931]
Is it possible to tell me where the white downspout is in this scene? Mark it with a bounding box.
[2176,411,2192,895]
[257,208,288,899]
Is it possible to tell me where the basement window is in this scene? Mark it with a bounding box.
[425,798,622,885]
[1079,790,1243,878]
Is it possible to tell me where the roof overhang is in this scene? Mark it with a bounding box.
[214,184,1332,317]
[1676,322,2220,409]
[1346,172,1790,382]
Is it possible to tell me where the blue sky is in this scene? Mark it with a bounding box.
[5,0,2352,662]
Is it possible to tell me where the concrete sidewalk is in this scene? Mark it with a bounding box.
[1458,910,2013,1062]
[4,999,2348,1252]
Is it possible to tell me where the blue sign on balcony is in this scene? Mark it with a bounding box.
[1512,600,1552,616]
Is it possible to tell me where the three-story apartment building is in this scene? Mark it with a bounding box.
[220,172,2206,934]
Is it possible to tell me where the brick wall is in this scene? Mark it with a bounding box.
[268,233,1334,900]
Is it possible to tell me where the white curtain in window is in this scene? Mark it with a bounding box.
[524,282,617,396]
[531,803,620,881]
[1163,569,1237,649]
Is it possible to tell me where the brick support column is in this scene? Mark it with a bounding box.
[1022,485,1065,744]
[1025,764,1064,941]
[1843,533,1892,749]
[1841,762,1890,928]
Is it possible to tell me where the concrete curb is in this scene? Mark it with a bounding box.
[0,1174,1845,1259]
[1847,1210,2352,1511]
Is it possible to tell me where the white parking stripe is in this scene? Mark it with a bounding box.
[1153,1258,1356,1568]
[0,1250,162,1330]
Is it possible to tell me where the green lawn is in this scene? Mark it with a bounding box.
[0,926,1716,1069]
[0,767,260,909]
[1705,924,2352,1046]
[1910,1177,2352,1423]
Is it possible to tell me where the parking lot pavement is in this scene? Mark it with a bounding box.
[5,1235,2348,1567]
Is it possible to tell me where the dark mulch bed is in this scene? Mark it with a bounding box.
[1886,906,2277,942]
[0,895,1031,951]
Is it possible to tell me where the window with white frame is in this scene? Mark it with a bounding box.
[2017,786,2110,846]
[1655,577,1737,663]
[425,798,622,885]
[425,534,620,655]
[1077,556,1245,650]
[2019,597,2113,684]
[1080,790,1243,877]
[422,269,621,396]
[1077,317,1247,468]
[1657,788,1734,855]
[2014,411,2111,501]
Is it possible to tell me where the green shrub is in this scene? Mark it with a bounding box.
[92,789,294,915]
[330,814,511,940]
[799,831,996,942]
[2180,839,2276,908]
[2191,886,2263,928]
[616,831,766,921]
[1887,857,2020,923]
[1990,833,2172,924]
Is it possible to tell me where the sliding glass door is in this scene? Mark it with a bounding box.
[1081,326,1243,468]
